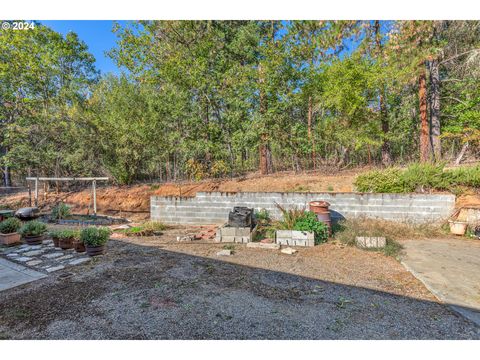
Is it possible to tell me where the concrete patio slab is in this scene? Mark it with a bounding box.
[0,258,47,292]
[400,238,480,326]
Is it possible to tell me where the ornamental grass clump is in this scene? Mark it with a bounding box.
[51,202,71,220]
[0,217,21,234]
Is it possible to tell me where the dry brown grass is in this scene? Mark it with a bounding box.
[334,217,446,245]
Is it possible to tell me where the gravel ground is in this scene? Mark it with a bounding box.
[0,227,479,339]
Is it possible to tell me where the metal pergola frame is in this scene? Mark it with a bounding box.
[25,177,109,215]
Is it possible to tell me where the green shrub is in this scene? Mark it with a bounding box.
[57,229,80,240]
[293,211,329,244]
[354,163,480,193]
[51,202,71,220]
[254,208,271,225]
[0,217,21,234]
[274,203,306,230]
[80,227,112,246]
[19,221,47,237]
[48,229,62,239]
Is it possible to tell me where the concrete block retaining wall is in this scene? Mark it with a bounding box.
[151,191,456,225]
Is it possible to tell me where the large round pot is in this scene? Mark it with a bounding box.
[73,240,86,253]
[59,237,74,250]
[448,220,468,236]
[316,211,332,235]
[309,201,330,214]
[0,232,21,246]
[23,235,44,245]
[85,244,105,256]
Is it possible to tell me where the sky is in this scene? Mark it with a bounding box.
[40,20,127,75]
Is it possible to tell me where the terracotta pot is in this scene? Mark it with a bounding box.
[52,236,60,248]
[23,235,44,245]
[309,201,330,214]
[315,211,332,235]
[448,220,468,236]
[59,237,74,250]
[0,232,22,246]
[85,244,106,256]
[73,240,86,253]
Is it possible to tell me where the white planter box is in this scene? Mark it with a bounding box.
[275,230,315,247]
[355,236,386,248]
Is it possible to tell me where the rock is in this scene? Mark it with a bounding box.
[68,258,91,266]
[16,256,33,262]
[177,235,194,242]
[216,249,232,256]
[57,254,74,261]
[46,265,65,273]
[23,250,45,257]
[281,247,297,255]
[6,253,19,258]
[42,252,64,259]
[26,260,43,266]
[42,239,53,245]
[247,242,280,250]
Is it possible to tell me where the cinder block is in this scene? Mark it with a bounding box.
[276,230,292,238]
[355,236,386,248]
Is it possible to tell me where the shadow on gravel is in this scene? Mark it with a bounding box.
[0,239,478,340]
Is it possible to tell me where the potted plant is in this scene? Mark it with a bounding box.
[0,217,22,246]
[57,229,77,250]
[80,226,111,256]
[49,229,62,247]
[19,220,47,245]
[72,230,85,253]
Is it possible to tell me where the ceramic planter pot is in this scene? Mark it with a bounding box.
[23,234,44,245]
[448,220,468,236]
[0,232,22,246]
[59,237,74,250]
[73,240,86,253]
[85,244,105,256]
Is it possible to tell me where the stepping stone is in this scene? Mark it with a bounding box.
[16,257,33,262]
[6,253,19,258]
[43,252,64,259]
[46,265,64,273]
[42,240,53,245]
[216,249,232,256]
[68,258,91,266]
[23,250,45,257]
[26,260,43,266]
[57,255,74,261]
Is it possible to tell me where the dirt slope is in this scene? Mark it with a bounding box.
[0,168,362,220]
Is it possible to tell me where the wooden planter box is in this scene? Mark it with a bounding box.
[215,224,257,243]
[0,232,22,246]
[275,230,315,247]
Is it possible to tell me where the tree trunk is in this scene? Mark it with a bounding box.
[419,69,430,162]
[258,63,271,175]
[307,96,316,169]
[454,142,469,165]
[2,147,11,187]
[374,21,392,166]
[429,58,441,161]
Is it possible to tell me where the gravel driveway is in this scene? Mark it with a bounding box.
[0,233,479,339]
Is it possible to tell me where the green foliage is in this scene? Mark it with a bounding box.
[254,208,271,225]
[124,221,166,236]
[355,163,480,193]
[51,203,71,220]
[274,203,307,230]
[55,229,80,240]
[0,217,21,234]
[19,221,47,237]
[292,211,329,244]
[80,227,112,246]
